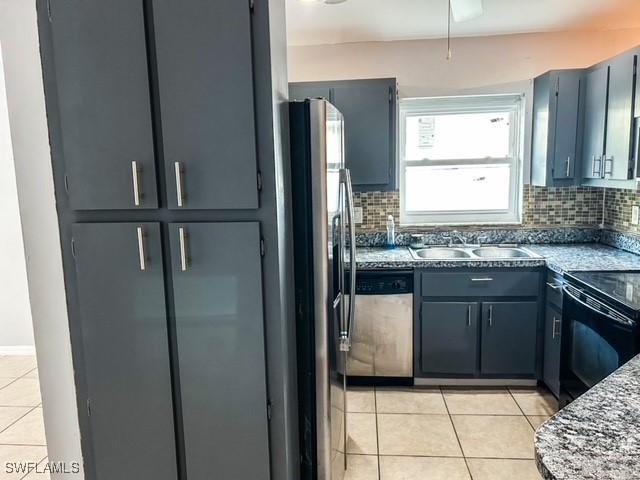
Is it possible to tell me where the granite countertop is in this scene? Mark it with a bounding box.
[351,246,546,270]
[350,244,640,272]
[534,354,640,480]
[526,244,640,274]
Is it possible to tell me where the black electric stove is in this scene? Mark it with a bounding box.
[565,271,640,318]
[560,270,640,405]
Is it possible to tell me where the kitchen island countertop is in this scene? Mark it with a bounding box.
[534,354,640,480]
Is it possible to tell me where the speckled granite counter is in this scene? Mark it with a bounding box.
[534,354,640,480]
[351,247,546,270]
[351,244,640,272]
[527,244,640,274]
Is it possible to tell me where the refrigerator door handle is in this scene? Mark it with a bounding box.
[340,168,356,351]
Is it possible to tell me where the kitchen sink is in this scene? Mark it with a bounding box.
[412,248,472,259]
[472,247,532,258]
[409,245,537,260]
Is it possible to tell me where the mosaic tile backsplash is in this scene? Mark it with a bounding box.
[354,185,604,232]
[603,187,640,234]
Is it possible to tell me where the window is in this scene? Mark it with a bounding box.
[399,95,524,225]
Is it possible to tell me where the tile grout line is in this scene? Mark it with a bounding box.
[373,386,381,480]
[0,405,41,437]
[441,386,474,480]
[19,453,48,480]
[507,388,537,433]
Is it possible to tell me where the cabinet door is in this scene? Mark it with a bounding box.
[481,302,538,375]
[332,80,395,189]
[289,82,332,103]
[169,223,270,479]
[543,305,562,398]
[154,0,258,210]
[582,65,609,180]
[553,71,582,180]
[49,0,157,210]
[420,302,478,375]
[72,223,176,480]
[605,52,636,180]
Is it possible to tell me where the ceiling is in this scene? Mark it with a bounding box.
[286,0,640,46]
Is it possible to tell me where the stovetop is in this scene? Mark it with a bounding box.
[569,271,640,313]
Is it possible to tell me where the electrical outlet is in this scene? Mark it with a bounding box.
[353,206,363,225]
[633,205,640,225]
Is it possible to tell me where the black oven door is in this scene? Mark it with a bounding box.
[560,284,638,403]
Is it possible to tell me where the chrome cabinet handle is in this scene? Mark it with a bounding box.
[136,226,146,271]
[471,277,493,282]
[546,282,562,290]
[467,305,472,327]
[592,155,602,177]
[175,162,184,207]
[565,156,571,177]
[603,156,614,177]
[131,161,141,206]
[488,305,493,327]
[552,316,561,339]
[179,227,188,271]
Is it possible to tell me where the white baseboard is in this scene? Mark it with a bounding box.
[0,345,36,356]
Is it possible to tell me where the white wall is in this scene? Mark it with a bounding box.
[0,0,84,477]
[288,28,640,96]
[288,28,640,183]
[0,42,34,353]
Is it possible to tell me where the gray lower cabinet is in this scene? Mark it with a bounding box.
[72,223,176,480]
[49,0,158,210]
[480,302,538,375]
[153,0,259,210]
[543,305,563,397]
[169,222,270,479]
[421,302,479,375]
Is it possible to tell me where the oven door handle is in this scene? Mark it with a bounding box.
[562,285,636,329]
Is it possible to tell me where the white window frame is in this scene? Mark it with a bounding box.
[399,94,525,226]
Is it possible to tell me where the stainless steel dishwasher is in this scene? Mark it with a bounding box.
[346,271,413,378]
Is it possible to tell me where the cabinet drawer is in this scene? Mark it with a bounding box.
[421,271,540,297]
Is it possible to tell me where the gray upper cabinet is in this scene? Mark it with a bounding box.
[153,0,259,210]
[531,70,583,186]
[169,222,270,480]
[480,302,538,376]
[582,49,638,183]
[420,302,478,375]
[289,78,397,191]
[72,223,176,480]
[289,83,332,103]
[582,65,609,181]
[49,0,158,210]
[605,52,637,180]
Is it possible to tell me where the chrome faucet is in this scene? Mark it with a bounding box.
[448,230,469,248]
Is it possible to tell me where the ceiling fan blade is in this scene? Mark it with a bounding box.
[450,0,483,22]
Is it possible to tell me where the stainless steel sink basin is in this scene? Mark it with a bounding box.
[408,245,538,260]
[412,248,471,259]
[472,247,532,258]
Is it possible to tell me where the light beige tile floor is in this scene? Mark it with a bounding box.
[345,385,558,479]
[0,356,48,480]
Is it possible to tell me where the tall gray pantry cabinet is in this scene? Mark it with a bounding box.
[36,1,297,479]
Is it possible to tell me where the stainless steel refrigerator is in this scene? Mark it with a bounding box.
[290,98,356,480]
